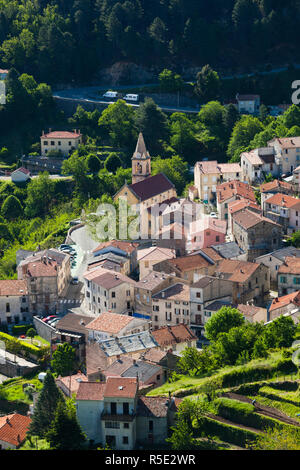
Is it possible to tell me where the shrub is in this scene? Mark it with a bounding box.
[12,324,34,336]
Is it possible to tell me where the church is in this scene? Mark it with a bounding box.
[114,133,177,238]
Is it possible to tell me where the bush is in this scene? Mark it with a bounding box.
[0,331,48,360]
[12,324,34,336]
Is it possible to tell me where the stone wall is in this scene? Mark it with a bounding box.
[33,316,57,343]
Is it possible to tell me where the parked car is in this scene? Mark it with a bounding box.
[71,277,79,285]
[48,317,60,326]
[42,315,57,323]
[210,212,218,218]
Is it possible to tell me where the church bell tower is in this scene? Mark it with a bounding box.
[131,133,151,184]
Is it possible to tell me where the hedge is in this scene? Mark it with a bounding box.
[258,386,300,407]
[0,331,49,360]
[12,324,34,336]
[213,397,299,433]
[194,415,259,448]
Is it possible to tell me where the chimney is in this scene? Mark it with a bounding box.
[42,130,44,136]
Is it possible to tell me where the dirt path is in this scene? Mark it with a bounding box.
[206,413,263,434]
[221,392,300,427]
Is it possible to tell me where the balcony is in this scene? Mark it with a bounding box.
[101,411,136,422]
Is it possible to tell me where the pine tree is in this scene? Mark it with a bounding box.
[46,398,86,450]
[28,370,63,438]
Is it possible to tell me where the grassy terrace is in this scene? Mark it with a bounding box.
[147,351,290,398]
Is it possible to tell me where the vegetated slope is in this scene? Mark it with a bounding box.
[0,0,299,84]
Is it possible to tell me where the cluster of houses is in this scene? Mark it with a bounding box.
[2,131,300,450]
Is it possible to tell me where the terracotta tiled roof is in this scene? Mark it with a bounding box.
[217,180,256,203]
[0,413,31,447]
[56,373,88,395]
[141,348,168,364]
[0,280,28,296]
[26,259,58,277]
[135,271,172,290]
[86,313,137,334]
[260,179,293,193]
[137,397,169,417]
[167,253,212,272]
[232,208,281,229]
[84,268,136,289]
[55,313,94,336]
[237,304,264,317]
[228,199,261,215]
[197,161,241,175]
[41,130,81,139]
[92,240,139,254]
[128,173,175,202]
[278,257,300,274]
[151,324,197,347]
[137,246,176,261]
[271,137,300,149]
[103,377,138,398]
[76,382,105,400]
[216,259,260,283]
[241,150,262,165]
[264,193,300,209]
[198,247,224,262]
[269,290,300,312]
[153,283,190,301]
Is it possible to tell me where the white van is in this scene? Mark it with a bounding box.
[102,91,118,99]
[124,93,139,102]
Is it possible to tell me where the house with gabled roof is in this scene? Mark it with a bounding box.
[216,180,256,220]
[260,179,294,207]
[75,377,181,449]
[262,193,300,234]
[41,129,82,157]
[0,413,31,450]
[232,208,282,261]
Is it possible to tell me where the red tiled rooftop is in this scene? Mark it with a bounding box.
[86,313,136,334]
[278,257,300,274]
[0,413,31,447]
[151,324,197,347]
[217,180,256,203]
[0,280,28,296]
[232,208,281,229]
[92,240,139,254]
[260,179,293,193]
[103,377,138,398]
[41,130,81,139]
[26,260,58,277]
[216,259,260,283]
[167,253,212,271]
[128,173,175,202]
[269,290,300,312]
[76,382,105,400]
[264,193,300,209]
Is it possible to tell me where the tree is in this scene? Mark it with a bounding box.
[24,172,55,217]
[205,306,245,343]
[51,342,76,377]
[222,103,240,138]
[167,420,196,450]
[194,65,221,103]
[262,316,296,349]
[227,115,264,161]
[46,398,86,450]
[178,346,215,376]
[259,104,269,122]
[29,370,63,438]
[159,69,184,93]
[282,104,300,129]
[105,152,122,173]
[27,328,36,343]
[151,154,189,195]
[98,99,136,148]
[1,195,23,220]
[87,154,101,173]
[287,230,300,248]
[134,98,169,154]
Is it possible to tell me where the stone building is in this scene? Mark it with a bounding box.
[232,208,282,261]
[41,129,82,157]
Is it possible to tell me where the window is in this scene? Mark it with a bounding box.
[6,303,10,313]
[105,421,119,429]
[44,141,48,145]
[110,402,117,414]
[124,423,129,429]
[123,436,129,444]
[123,403,129,414]
[280,276,287,284]
[51,141,55,145]
[111,292,116,298]
[58,141,61,145]
[126,290,130,296]
[156,375,160,381]
[154,315,158,322]
[294,277,300,285]
[149,420,153,431]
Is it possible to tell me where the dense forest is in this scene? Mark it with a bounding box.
[0,0,299,85]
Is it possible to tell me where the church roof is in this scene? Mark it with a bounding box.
[128,173,175,201]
